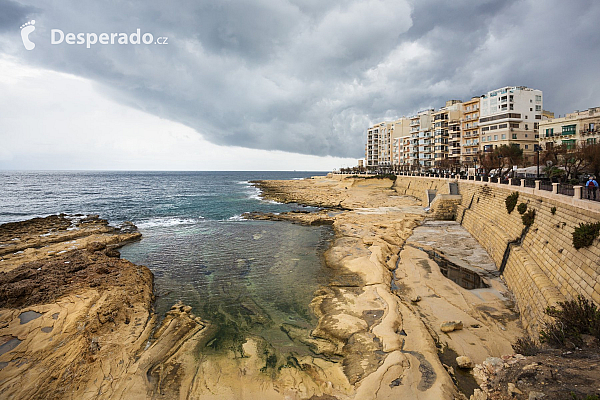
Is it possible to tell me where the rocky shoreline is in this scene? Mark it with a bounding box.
[1,175,590,399]
[246,176,528,399]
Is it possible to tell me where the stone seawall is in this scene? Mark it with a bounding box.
[390,176,600,335]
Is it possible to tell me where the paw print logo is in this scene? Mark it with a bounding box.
[20,20,36,50]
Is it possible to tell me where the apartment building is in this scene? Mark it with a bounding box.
[409,109,434,168]
[479,86,542,161]
[390,118,411,166]
[539,107,600,149]
[461,97,481,167]
[432,100,462,169]
[365,122,382,168]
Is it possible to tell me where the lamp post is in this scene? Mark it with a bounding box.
[534,144,542,179]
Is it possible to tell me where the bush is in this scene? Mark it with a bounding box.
[573,222,600,249]
[505,192,519,214]
[551,206,557,215]
[512,336,539,356]
[522,210,535,226]
[517,202,528,214]
[540,295,600,347]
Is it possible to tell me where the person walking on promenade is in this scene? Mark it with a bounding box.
[586,176,598,200]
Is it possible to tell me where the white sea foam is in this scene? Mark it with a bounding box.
[227,214,247,222]
[136,217,203,229]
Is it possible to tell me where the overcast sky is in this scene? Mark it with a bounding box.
[1,0,599,170]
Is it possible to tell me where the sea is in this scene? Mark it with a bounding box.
[0,171,334,355]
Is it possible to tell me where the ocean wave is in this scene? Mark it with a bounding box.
[136,216,204,229]
[227,214,247,222]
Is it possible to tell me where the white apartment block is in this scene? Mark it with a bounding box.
[479,86,542,160]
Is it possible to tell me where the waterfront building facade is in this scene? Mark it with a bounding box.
[364,86,549,172]
[391,117,411,167]
[432,100,462,169]
[461,97,481,167]
[479,86,542,162]
[539,107,600,149]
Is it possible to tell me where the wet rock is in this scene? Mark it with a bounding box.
[104,248,121,258]
[440,320,463,333]
[456,355,473,369]
[119,221,138,233]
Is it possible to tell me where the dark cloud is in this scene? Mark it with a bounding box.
[1,0,599,158]
[0,0,38,33]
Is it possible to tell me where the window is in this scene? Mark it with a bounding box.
[530,108,533,111]
[525,145,529,149]
[525,124,529,130]
[590,123,595,131]
[535,114,541,119]
[482,126,490,131]
[535,105,541,111]
[535,95,541,101]
[525,134,528,138]
[512,133,517,139]
[501,134,506,139]
[499,123,507,129]
[562,124,576,135]
[482,136,486,142]
[490,125,498,130]
[510,123,520,128]
[494,135,498,141]
[488,136,491,141]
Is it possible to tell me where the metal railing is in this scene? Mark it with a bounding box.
[511,178,521,186]
[582,187,600,202]
[523,178,536,188]
[539,181,553,191]
[557,183,574,196]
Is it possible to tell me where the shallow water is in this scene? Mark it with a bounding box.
[121,220,334,356]
[1,171,333,356]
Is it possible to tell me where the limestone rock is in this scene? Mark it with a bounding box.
[529,391,546,399]
[440,320,463,333]
[411,295,421,302]
[482,357,503,374]
[508,382,522,395]
[456,355,473,369]
[471,389,488,400]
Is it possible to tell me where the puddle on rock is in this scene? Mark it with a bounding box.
[41,327,53,333]
[0,336,22,356]
[412,246,488,290]
[19,311,42,324]
[438,344,479,397]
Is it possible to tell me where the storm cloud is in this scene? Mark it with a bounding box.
[1,0,599,158]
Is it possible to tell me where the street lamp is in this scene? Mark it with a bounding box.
[534,144,542,179]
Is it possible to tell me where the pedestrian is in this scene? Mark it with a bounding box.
[586,176,598,200]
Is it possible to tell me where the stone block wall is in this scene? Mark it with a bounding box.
[395,176,600,336]
[392,176,450,204]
